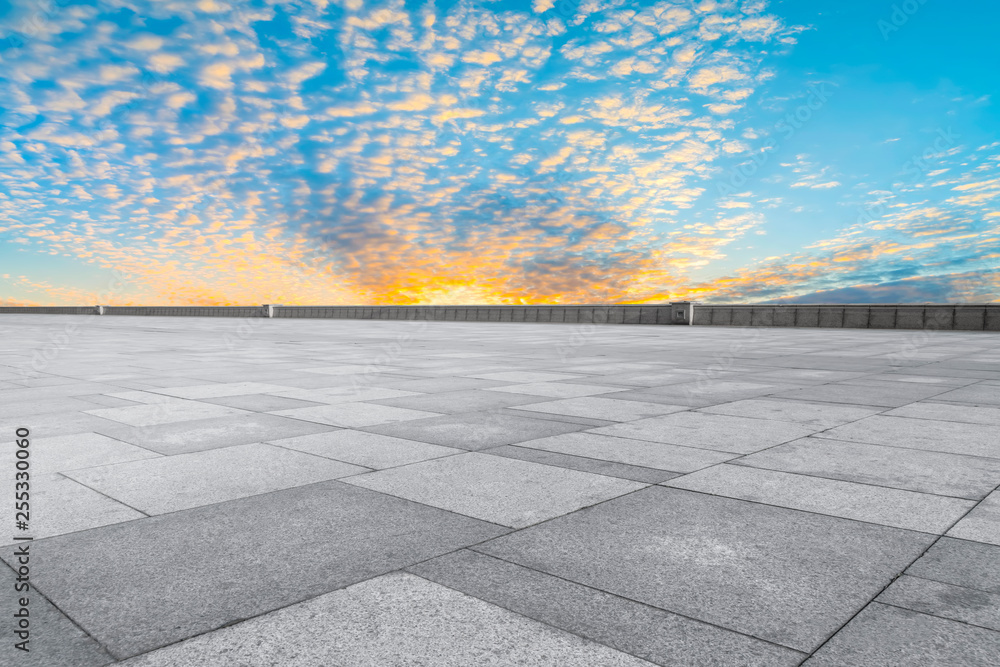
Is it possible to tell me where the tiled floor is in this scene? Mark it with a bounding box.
[1,314,999,665]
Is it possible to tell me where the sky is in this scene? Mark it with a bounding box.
[0,0,997,306]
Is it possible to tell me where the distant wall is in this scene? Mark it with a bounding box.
[1,303,997,331]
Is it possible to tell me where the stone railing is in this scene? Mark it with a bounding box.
[0,302,997,330]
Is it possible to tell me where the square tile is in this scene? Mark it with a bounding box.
[269,430,461,469]
[817,415,1000,459]
[803,603,1000,666]
[369,389,545,414]
[664,464,974,533]
[591,412,817,454]
[65,443,369,514]
[510,397,686,422]
[201,393,326,412]
[112,573,652,667]
[734,437,1000,499]
[0,473,144,545]
[484,382,630,398]
[272,402,441,428]
[94,413,339,455]
[84,401,250,426]
[408,550,804,667]
[947,491,1000,546]
[344,452,645,528]
[517,431,735,472]
[363,411,591,450]
[0,432,159,475]
[0,481,507,659]
[476,486,933,652]
[698,398,882,428]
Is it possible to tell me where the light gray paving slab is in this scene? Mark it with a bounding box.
[152,382,297,399]
[772,382,950,407]
[0,473,144,545]
[928,384,1000,406]
[510,396,686,422]
[483,382,630,398]
[906,537,1000,594]
[948,491,1000,546]
[884,401,1000,426]
[699,398,882,428]
[664,464,974,533]
[477,486,933,652]
[803,603,1000,666]
[816,415,1000,459]
[0,396,101,418]
[65,443,369,514]
[734,437,1000,499]
[0,412,127,438]
[117,573,654,667]
[877,575,1000,632]
[591,411,817,454]
[272,402,441,427]
[470,370,588,382]
[0,432,159,474]
[84,400,250,426]
[93,412,339,455]
[0,481,507,659]
[268,429,461,469]
[369,389,546,414]
[201,393,326,412]
[0,564,114,667]
[517,431,736,472]
[344,452,645,528]
[364,411,592,449]
[269,386,421,405]
[484,445,681,484]
[409,549,805,667]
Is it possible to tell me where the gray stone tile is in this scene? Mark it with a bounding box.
[803,603,1000,666]
[272,402,441,427]
[772,382,949,407]
[884,401,1000,426]
[93,413,338,455]
[948,491,1000,546]
[877,575,1000,632]
[268,429,462,468]
[378,376,514,392]
[201,393,326,411]
[476,486,933,652]
[928,384,1000,407]
[75,393,143,408]
[269,386,421,405]
[563,370,704,388]
[471,370,588,382]
[344,452,644,528]
[484,445,681,483]
[0,481,507,659]
[591,412,817,454]
[409,550,805,667]
[84,400,250,426]
[116,573,653,667]
[0,564,114,667]
[699,398,882,428]
[0,432,159,475]
[734,438,1000,499]
[816,415,1000,459]
[364,411,591,450]
[152,382,297,399]
[906,537,1000,593]
[484,382,631,398]
[510,396,686,422]
[517,431,736,473]
[65,443,369,514]
[664,465,974,534]
[497,407,618,427]
[0,473,144,545]
[0,412,126,438]
[369,389,545,414]
[0,396,102,418]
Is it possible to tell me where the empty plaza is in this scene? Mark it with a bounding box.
[2,314,999,666]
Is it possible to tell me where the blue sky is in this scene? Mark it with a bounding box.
[0,0,997,305]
